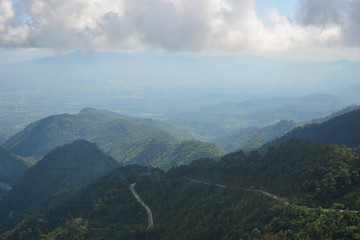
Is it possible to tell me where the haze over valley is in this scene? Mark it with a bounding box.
[1,0,360,239]
[1,51,359,142]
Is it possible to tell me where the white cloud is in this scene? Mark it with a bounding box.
[0,0,14,31]
[296,0,360,47]
[0,0,358,55]
[0,0,31,46]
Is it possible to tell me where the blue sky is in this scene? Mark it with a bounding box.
[255,0,297,17]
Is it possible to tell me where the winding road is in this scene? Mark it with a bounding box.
[191,179,289,205]
[191,179,360,213]
[129,183,154,230]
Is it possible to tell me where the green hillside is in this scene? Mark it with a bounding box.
[260,109,360,153]
[2,108,221,168]
[0,140,118,231]
[2,139,360,240]
[304,105,359,125]
[125,134,223,168]
[213,120,296,152]
[0,147,33,198]
[172,139,360,209]
[79,108,199,140]
[3,108,197,159]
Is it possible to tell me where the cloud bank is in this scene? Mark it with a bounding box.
[297,0,360,47]
[0,0,359,53]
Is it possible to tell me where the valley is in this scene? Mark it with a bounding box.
[1,28,360,239]
[0,105,360,239]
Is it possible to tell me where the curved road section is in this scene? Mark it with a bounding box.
[191,179,289,205]
[130,183,154,230]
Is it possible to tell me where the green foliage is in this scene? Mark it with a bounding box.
[132,177,276,240]
[47,218,88,240]
[1,139,360,240]
[259,205,360,240]
[171,139,360,209]
[0,147,33,187]
[2,108,222,168]
[0,165,160,239]
[260,109,360,153]
[213,120,295,152]
[0,140,118,232]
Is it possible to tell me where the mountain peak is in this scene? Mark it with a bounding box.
[79,107,97,113]
[0,140,118,230]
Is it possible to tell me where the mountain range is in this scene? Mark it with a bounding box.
[1,106,360,239]
[212,120,296,152]
[2,108,222,168]
[259,108,360,153]
[213,105,360,153]
[1,138,359,239]
[2,51,360,145]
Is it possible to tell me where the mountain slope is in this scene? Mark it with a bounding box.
[0,140,118,231]
[3,108,196,159]
[171,139,360,209]
[304,105,360,125]
[259,109,360,153]
[1,108,221,169]
[0,147,33,196]
[78,108,199,140]
[213,120,296,152]
[2,139,360,240]
[125,134,222,168]
[1,165,278,240]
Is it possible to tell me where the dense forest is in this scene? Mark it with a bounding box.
[0,147,33,198]
[260,109,360,153]
[2,108,222,168]
[0,140,118,231]
[1,138,359,240]
[213,120,296,152]
[1,1,360,237]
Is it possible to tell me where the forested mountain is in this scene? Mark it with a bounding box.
[79,108,199,140]
[2,139,360,240]
[259,109,360,153]
[124,133,222,169]
[2,108,221,168]
[0,140,118,231]
[210,105,359,153]
[0,147,33,197]
[213,120,296,152]
[3,108,197,159]
[172,139,360,209]
[304,105,360,125]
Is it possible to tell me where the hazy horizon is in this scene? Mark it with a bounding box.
[1,0,360,139]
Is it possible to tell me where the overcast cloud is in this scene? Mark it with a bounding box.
[297,0,360,47]
[0,0,359,53]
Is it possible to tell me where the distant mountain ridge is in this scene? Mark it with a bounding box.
[302,105,360,125]
[212,105,360,153]
[171,94,345,139]
[2,108,222,168]
[213,120,296,152]
[259,108,360,153]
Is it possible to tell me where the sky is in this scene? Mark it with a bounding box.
[0,0,360,63]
